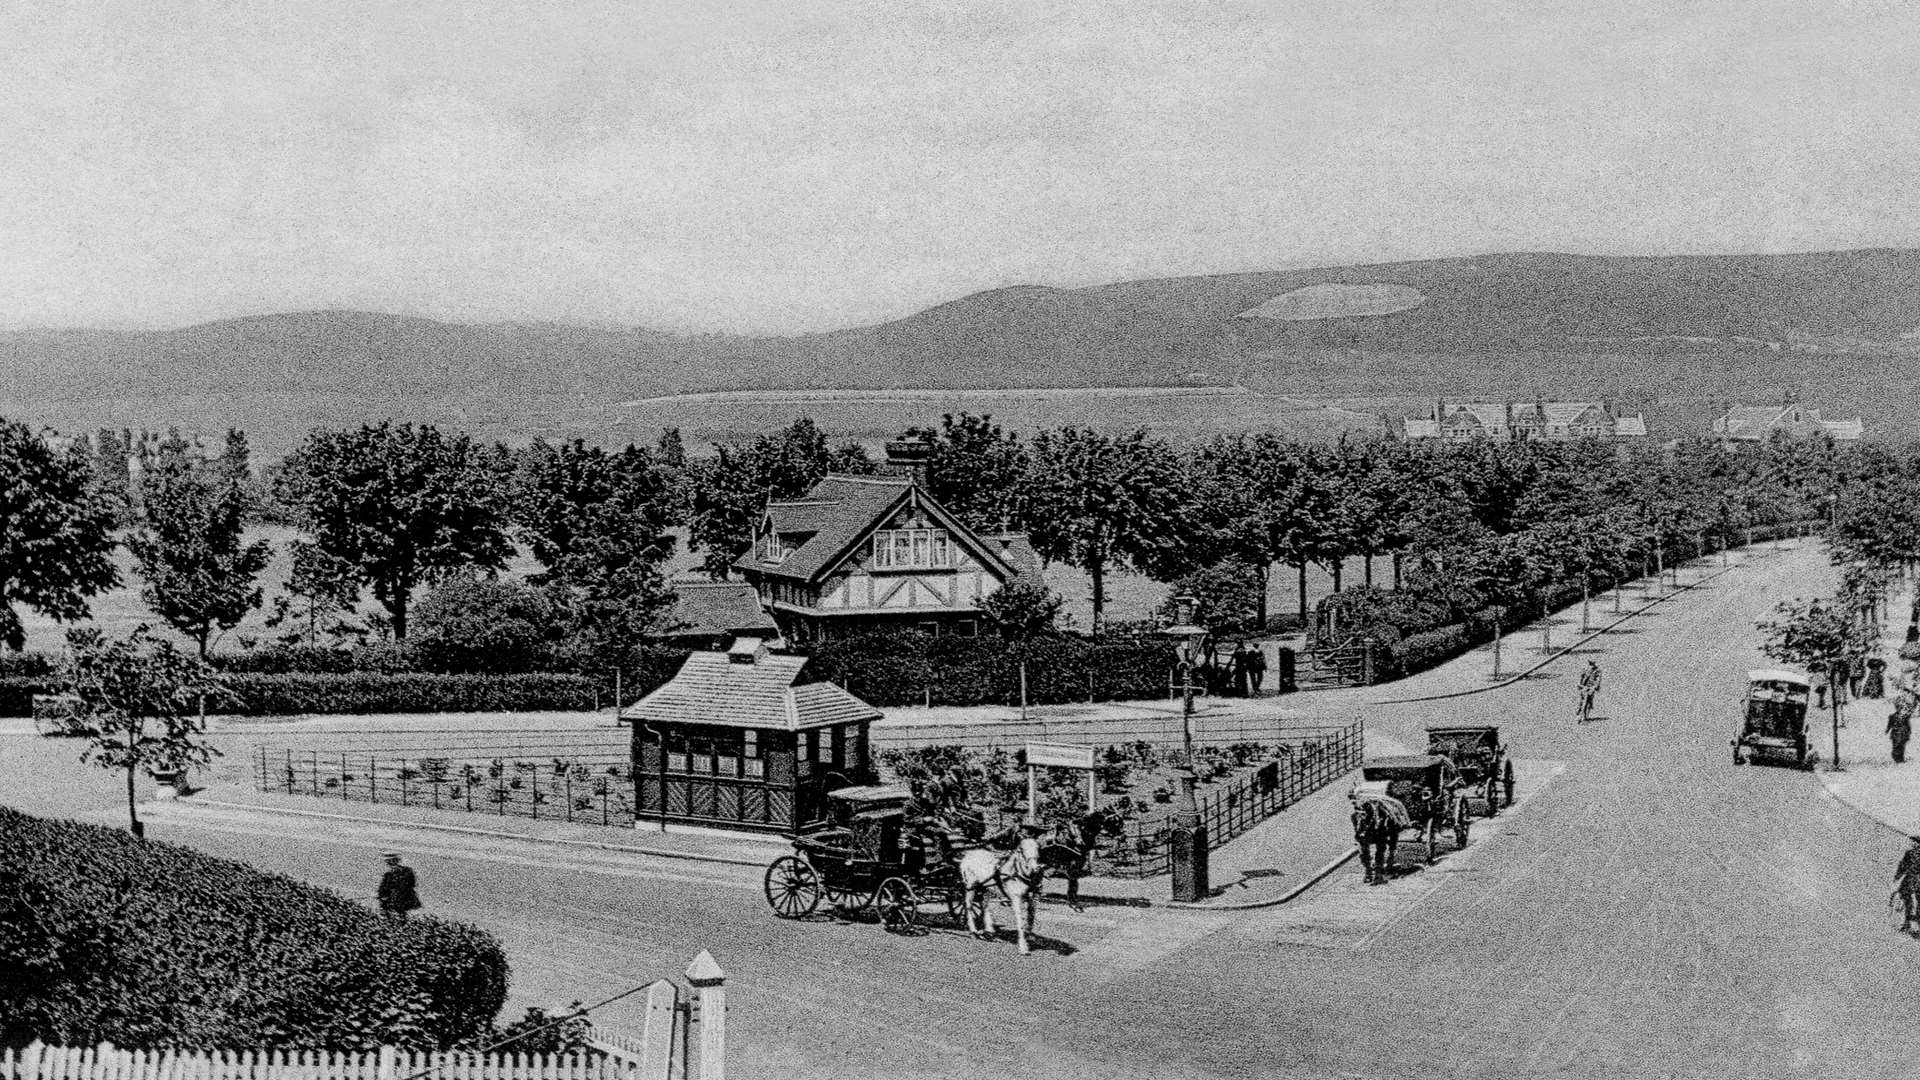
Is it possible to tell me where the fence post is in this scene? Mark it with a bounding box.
[340,754,348,801]
[310,752,320,796]
[400,760,409,807]
[687,952,726,1080]
[284,749,293,793]
[566,768,575,823]
[370,756,377,803]
[531,764,539,820]
[377,1046,396,1080]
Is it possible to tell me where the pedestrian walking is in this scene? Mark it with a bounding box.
[1865,658,1887,700]
[1576,660,1602,723]
[1232,645,1252,697]
[1896,837,1920,934]
[1245,645,1268,697]
[1889,694,1914,764]
[378,852,422,919]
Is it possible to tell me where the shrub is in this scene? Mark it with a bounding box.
[0,806,507,1050]
[213,645,363,675]
[803,630,1167,708]
[0,653,58,679]
[1385,623,1476,681]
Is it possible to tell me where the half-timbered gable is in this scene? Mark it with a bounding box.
[734,468,1044,644]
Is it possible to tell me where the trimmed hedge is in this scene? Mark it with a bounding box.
[803,630,1169,708]
[0,806,507,1050]
[0,653,58,679]
[223,673,603,716]
[0,677,60,717]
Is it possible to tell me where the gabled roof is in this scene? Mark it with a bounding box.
[979,532,1047,589]
[1613,414,1648,436]
[735,473,1018,585]
[664,582,779,640]
[623,651,880,731]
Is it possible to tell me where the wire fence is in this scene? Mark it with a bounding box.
[1094,720,1364,879]
[256,741,638,827]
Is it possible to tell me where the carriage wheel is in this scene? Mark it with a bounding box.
[1483,777,1500,818]
[944,883,969,925]
[1453,799,1471,849]
[875,878,920,933]
[764,856,822,919]
[1423,819,1438,865]
[1502,759,1516,808]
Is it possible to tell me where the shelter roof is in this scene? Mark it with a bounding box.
[623,651,880,731]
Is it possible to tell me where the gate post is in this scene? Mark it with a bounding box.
[686,952,727,1080]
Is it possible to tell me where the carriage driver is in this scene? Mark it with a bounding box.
[1896,836,1920,934]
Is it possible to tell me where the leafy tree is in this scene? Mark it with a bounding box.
[1158,559,1264,636]
[216,428,252,484]
[512,439,679,671]
[1023,427,1186,631]
[264,541,365,647]
[1757,597,1881,675]
[275,423,513,640]
[126,459,273,659]
[55,626,226,838]
[979,579,1064,718]
[913,413,1030,532]
[0,420,121,651]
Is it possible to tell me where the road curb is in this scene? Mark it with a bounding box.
[177,795,770,869]
[1375,556,1745,705]
[1158,847,1361,911]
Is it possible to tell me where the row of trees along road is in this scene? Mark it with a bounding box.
[0,413,1881,668]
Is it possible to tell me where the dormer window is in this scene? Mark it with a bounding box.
[872,528,952,569]
[759,529,785,564]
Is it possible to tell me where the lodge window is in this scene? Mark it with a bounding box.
[743,730,764,779]
[666,731,688,773]
[871,528,953,569]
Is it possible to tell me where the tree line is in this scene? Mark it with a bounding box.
[0,412,1884,673]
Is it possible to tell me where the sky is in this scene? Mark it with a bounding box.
[2,0,1916,335]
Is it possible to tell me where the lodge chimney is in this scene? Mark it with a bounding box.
[884,433,934,487]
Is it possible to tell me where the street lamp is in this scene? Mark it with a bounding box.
[1159,595,1210,902]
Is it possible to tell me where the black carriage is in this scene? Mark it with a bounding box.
[1354,755,1472,863]
[1732,668,1812,769]
[1425,725,1514,817]
[762,785,965,931]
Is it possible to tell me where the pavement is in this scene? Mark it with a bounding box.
[1813,575,1920,836]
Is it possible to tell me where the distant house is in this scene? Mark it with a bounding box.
[622,638,881,833]
[661,582,781,651]
[733,436,1045,644]
[1403,401,1647,441]
[1712,402,1863,443]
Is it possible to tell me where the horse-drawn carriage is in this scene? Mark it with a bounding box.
[1425,725,1514,817]
[1349,755,1473,884]
[762,785,966,931]
[1732,668,1812,769]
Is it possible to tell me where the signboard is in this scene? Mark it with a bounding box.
[1025,741,1096,770]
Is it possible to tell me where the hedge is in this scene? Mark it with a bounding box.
[0,677,60,718]
[222,673,603,716]
[0,807,507,1050]
[803,630,1169,708]
[0,653,57,679]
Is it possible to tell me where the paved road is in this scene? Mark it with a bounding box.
[14,543,1920,1079]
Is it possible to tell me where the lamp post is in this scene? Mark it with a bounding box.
[1829,652,1845,772]
[1160,595,1209,902]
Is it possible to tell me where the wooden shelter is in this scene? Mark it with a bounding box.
[621,638,881,834]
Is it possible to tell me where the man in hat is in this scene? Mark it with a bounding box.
[377,852,422,919]
[1576,660,1602,723]
[1897,836,1920,934]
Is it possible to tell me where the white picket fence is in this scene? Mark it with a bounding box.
[2,954,726,1080]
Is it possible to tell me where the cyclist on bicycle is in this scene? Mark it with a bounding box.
[1577,660,1602,722]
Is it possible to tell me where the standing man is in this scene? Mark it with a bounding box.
[1889,693,1914,764]
[1576,660,1602,723]
[1896,836,1920,934]
[1245,644,1268,698]
[378,852,422,919]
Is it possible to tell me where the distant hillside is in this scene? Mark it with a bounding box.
[4,249,1918,453]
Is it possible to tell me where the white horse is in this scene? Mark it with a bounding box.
[958,832,1043,954]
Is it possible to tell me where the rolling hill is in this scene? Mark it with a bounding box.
[5,249,1918,455]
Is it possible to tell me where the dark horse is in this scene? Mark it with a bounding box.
[1037,811,1108,910]
[1352,798,1406,886]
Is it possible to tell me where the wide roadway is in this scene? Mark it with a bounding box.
[12,543,1920,1079]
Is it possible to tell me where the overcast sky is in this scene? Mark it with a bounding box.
[2,1,1914,334]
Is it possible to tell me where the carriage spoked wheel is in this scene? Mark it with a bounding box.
[944,883,969,926]
[764,856,822,919]
[874,877,920,934]
[1452,796,1471,850]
